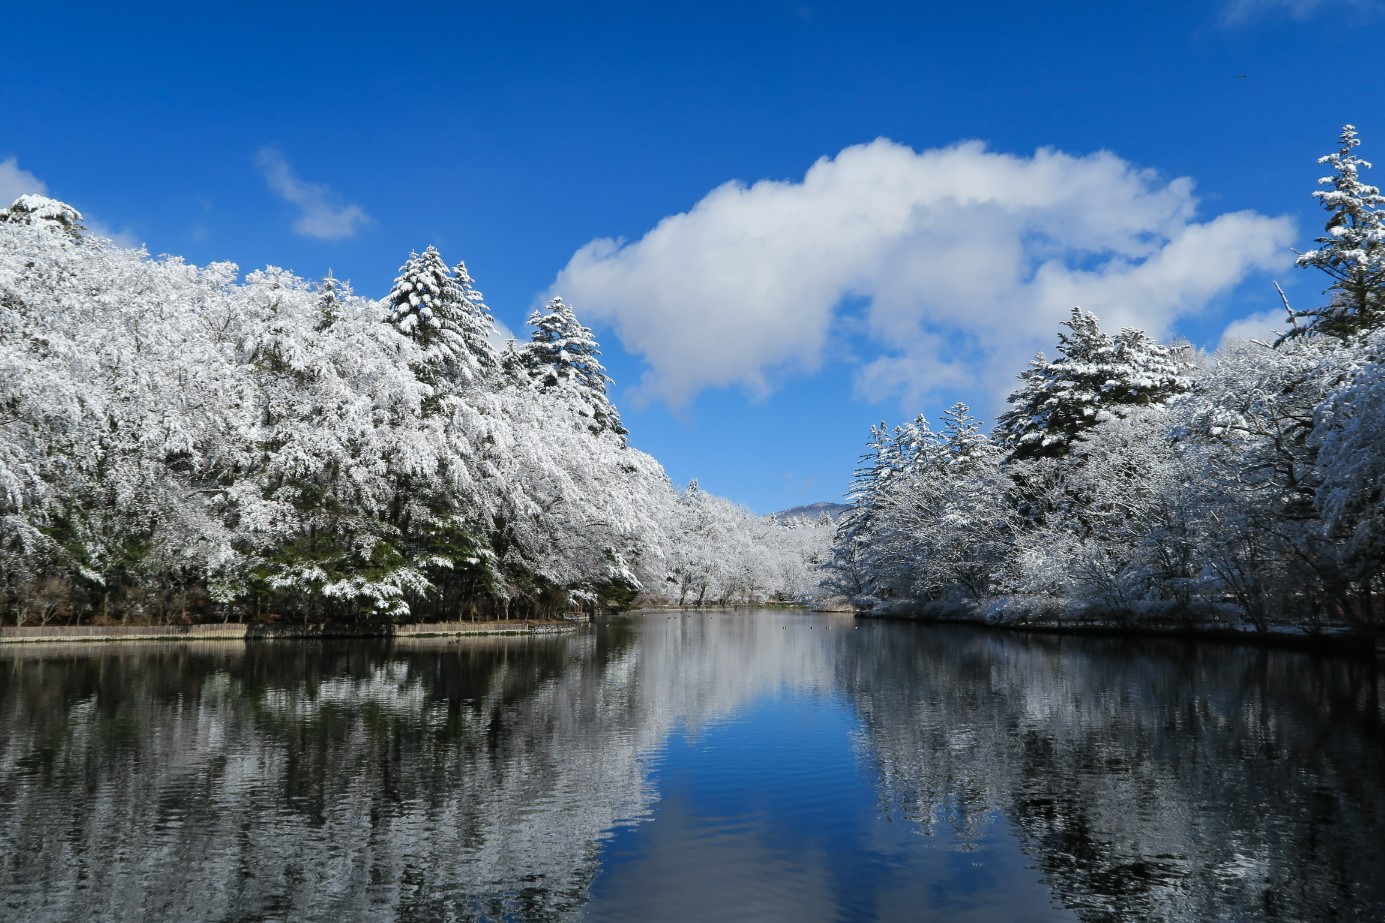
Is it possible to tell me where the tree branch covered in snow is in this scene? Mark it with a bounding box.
[0,203,829,625]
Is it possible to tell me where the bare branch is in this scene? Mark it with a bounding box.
[1274,281,1296,329]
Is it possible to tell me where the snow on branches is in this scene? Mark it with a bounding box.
[833,138,1385,637]
[0,203,828,625]
[1284,124,1385,341]
[996,308,1191,461]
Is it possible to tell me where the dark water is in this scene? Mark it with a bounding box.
[2,612,1383,922]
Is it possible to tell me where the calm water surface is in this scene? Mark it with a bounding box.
[2,611,1383,921]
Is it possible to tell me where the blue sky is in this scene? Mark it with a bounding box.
[3,1,1382,512]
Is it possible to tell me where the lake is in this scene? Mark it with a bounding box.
[2,610,1383,921]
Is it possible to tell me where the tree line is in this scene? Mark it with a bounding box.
[829,125,1385,639]
[0,198,829,626]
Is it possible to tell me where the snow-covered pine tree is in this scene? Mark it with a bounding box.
[384,247,498,393]
[825,423,892,601]
[939,402,996,469]
[1283,125,1385,341]
[1110,328,1191,404]
[497,338,527,384]
[315,271,346,331]
[826,417,936,604]
[520,296,626,440]
[0,195,84,238]
[996,308,1190,461]
[449,259,501,374]
[386,246,450,341]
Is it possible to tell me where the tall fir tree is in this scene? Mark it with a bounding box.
[996,308,1189,461]
[385,247,498,391]
[520,296,626,440]
[315,271,345,331]
[939,402,996,469]
[1282,124,1385,341]
[449,259,500,375]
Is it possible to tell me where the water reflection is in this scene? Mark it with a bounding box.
[1,634,645,921]
[0,615,1381,921]
[843,625,1385,921]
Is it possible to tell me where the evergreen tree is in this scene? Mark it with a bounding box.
[825,423,891,600]
[384,247,498,391]
[1283,125,1385,341]
[315,271,345,331]
[449,259,501,375]
[520,296,626,440]
[0,195,84,238]
[939,402,996,469]
[996,308,1190,461]
[497,338,527,384]
[826,419,933,602]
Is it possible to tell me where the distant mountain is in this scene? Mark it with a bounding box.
[771,501,850,522]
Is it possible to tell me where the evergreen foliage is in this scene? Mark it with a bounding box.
[385,247,499,392]
[520,297,626,440]
[0,199,829,626]
[1284,125,1385,341]
[996,308,1190,461]
[834,122,1385,644]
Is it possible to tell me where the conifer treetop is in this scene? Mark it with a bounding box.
[0,195,85,238]
[520,296,626,440]
[997,307,1190,461]
[1284,124,1385,340]
[384,246,498,388]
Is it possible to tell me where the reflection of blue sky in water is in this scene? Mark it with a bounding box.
[2,613,1382,920]
[586,691,1073,922]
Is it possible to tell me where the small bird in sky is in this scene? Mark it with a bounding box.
[1236,74,1248,79]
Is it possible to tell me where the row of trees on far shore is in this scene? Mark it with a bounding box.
[0,198,830,626]
[829,125,1385,637]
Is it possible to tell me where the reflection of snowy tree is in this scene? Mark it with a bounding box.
[840,626,1385,920]
[0,613,839,920]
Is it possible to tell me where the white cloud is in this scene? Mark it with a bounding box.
[0,156,47,204]
[487,316,517,352]
[84,219,142,249]
[1220,308,1287,347]
[255,148,370,240]
[551,139,1295,411]
[1221,0,1380,25]
[0,157,141,248]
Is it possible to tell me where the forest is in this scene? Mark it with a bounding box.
[4,124,1382,637]
[0,199,830,625]
[829,126,1385,639]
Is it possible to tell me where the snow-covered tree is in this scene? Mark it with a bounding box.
[825,420,922,603]
[384,247,498,393]
[520,296,626,440]
[996,308,1190,461]
[231,267,459,622]
[0,194,84,238]
[1283,125,1385,341]
[658,479,828,607]
[938,402,994,468]
[315,271,345,330]
[831,407,1013,614]
[0,202,737,626]
[1309,327,1385,627]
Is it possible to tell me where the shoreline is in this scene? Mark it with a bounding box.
[854,610,1385,659]
[0,619,585,646]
